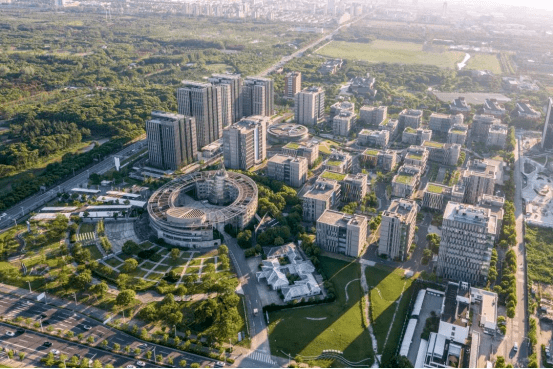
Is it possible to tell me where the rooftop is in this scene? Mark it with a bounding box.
[317,209,367,227]
[427,184,446,194]
[363,148,380,156]
[320,170,346,181]
[423,141,445,149]
[394,174,415,185]
[303,179,340,201]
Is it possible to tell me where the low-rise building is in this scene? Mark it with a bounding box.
[483,98,506,116]
[318,59,343,74]
[379,199,418,261]
[316,210,368,257]
[429,113,464,133]
[404,145,429,171]
[402,127,432,145]
[358,129,389,148]
[360,105,387,125]
[448,124,468,145]
[450,96,471,113]
[399,109,423,129]
[422,141,461,166]
[378,118,399,137]
[282,140,320,167]
[330,101,355,117]
[516,101,541,119]
[349,75,377,97]
[392,164,422,198]
[333,111,356,137]
[266,154,308,187]
[323,150,352,174]
[422,183,451,210]
[302,178,341,222]
[487,124,508,148]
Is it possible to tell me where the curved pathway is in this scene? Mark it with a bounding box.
[344,278,360,303]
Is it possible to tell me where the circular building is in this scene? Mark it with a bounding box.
[268,123,309,144]
[148,169,258,248]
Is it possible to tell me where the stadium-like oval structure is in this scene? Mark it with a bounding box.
[148,169,258,247]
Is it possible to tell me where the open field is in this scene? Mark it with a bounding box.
[464,53,503,74]
[317,40,465,69]
[268,257,373,366]
[366,265,417,362]
[525,225,553,285]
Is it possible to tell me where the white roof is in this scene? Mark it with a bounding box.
[106,191,141,199]
[412,289,426,317]
[96,196,146,208]
[40,207,78,212]
[71,188,101,194]
[85,205,132,210]
[79,211,124,218]
[399,319,418,356]
[31,213,71,221]
[415,339,429,368]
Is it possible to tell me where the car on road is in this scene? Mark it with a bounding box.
[215,361,225,367]
[50,349,60,355]
[546,346,551,358]
[513,342,518,352]
[136,361,146,367]
[5,331,14,337]
[126,366,136,368]
[253,308,259,316]
[83,325,92,330]
[43,342,52,347]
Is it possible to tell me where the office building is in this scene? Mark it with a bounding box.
[379,199,418,261]
[316,210,368,257]
[487,124,508,148]
[542,97,553,150]
[436,202,498,284]
[429,113,464,133]
[349,75,377,97]
[323,150,352,173]
[360,105,387,126]
[483,98,506,116]
[146,111,197,171]
[472,114,501,140]
[422,141,461,166]
[404,145,429,171]
[330,101,355,117]
[398,109,423,129]
[243,77,274,117]
[422,183,451,211]
[516,101,541,119]
[448,124,468,145]
[208,73,243,124]
[333,111,356,137]
[282,140,319,167]
[358,129,389,148]
[223,115,268,170]
[392,165,422,198]
[295,87,325,125]
[302,178,341,222]
[379,119,399,137]
[266,154,308,188]
[285,71,302,98]
[462,160,498,204]
[177,82,224,148]
[450,96,471,113]
[402,127,432,145]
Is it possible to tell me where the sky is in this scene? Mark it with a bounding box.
[447,0,553,11]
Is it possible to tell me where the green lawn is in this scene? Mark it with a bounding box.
[318,40,465,69]
[154,264,171,273]
[366,265,417,361]
[185,266,200,275]
[268,257,373,366]
[320,171,346,181]
[464,53,503,74]
[526,225,553,285]
[146,272,164,280]
[140,261,157,270]
[79,223,96,234]
[394,174,414,185]
[427,184,444,194]
[129,268,149,278]
[104,257,123,269]
[83,244,103,261]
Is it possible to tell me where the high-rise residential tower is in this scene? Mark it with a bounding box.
[223,115,268,170]
[378,199,418,261]
[242,77,274,117]
[285,72,302,99]
[177,82,224,149]
[208,74,243,124]
[295,86,325,125]
[146,111,197,171]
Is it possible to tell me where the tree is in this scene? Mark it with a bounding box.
[71,270,92,289]
[92,359,102,368]
[122,258,138,272]
[122,240,140,254]
[116,273,130,289]
[91,282,108,297]
[495,356,505,368]
[179,360,187,367]
[218,244,228,255]
[237,230,252,249]
[170,248,180,261]
[116,289,136,305]
[175,285,187,301]
[113,343,120,351]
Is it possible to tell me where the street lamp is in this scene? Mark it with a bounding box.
[173,325,177,338]
[20,206,24,216]
[27,281,31,293]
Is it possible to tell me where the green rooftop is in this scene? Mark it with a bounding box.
[364,149,379,156]
[394,174,414,185]
[321,171,346,181]
[326,160,343,167]
[284,142,300,149]
[423,141,444,148]
[427,184,445,194]
[450,130,466,135]
[407,153,423,160]
[404,127,416,133]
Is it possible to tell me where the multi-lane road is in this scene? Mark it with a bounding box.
[0,139,147,230]
[0,292,214,368]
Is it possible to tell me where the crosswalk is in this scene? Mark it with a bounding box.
[247,350,277,366]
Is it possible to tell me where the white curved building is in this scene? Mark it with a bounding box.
[148,169,258,247]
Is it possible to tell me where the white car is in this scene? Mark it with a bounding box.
[136,361,146,367]
[5,331,14,337]
[83,325,92,330]
[126,366,136,368]
[50,349,60,355]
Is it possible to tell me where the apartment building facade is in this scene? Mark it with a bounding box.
[378,199,418,261]
[316,210,368,257]
[222,115,268,170]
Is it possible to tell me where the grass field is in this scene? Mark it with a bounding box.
[79,223,96,234]
[464,53,503,74]
[318,40,465,69]
[525,225,553,285]
[83,244,103,261]
[268,257,373,366]
[366,265,417,362]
